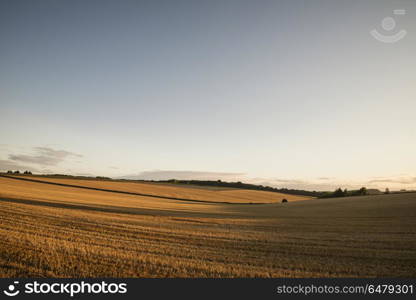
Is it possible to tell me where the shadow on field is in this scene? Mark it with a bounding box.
[0,197,242,219]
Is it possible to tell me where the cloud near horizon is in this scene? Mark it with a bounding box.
[368,176,416,185]
[0,159,40,172]
[121,170,246,181]
[248,177,336,191]
[270,178,308,185]
[8,147,82,166]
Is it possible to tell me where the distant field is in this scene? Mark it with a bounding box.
[4,175,312,204]
[0,175,415,277]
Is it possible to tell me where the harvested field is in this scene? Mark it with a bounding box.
[0,175,415,277]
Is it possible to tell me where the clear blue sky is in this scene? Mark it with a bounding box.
[1,0,415,191]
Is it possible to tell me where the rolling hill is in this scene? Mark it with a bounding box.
[0,175,415,277]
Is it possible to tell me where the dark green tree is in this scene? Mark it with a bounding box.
[358,187,367,195]
[333,188,346,197]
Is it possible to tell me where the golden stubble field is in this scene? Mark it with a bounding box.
[12,176,312,203]
[0,175,415,277]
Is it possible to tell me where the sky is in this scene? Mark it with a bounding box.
[1,0,415,191]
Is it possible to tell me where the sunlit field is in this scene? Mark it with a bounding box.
[10,175,312,204]
[0,175,415,277]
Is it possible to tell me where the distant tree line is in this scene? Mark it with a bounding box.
[6,170,32,175]
[95,176,111,180]
[14,173,112,180]
[156,180,378,199]
[152,179,326,197]
[318,187,368,198]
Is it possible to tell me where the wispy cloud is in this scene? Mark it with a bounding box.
[0,159,39,172]
[74,172,95,176]
[271,178,308,185]
[248,177,330,191]
[9,147,82,166]
[368,176,416,185]
[121,170,245,181]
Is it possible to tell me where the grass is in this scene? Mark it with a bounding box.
[0,175,415,277]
